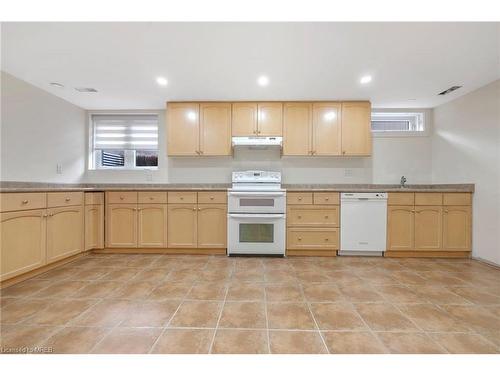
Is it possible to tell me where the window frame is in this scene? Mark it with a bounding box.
[87,112,160,171]
[371,108,431,137]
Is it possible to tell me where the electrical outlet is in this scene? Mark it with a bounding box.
[146,172,153,182]
[56,164,63,174]
[344,168,353,177]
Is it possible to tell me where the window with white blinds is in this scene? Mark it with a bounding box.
[371,111,426,135]
[90,114,159,169]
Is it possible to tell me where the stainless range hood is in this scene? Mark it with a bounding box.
[232,136,282,149]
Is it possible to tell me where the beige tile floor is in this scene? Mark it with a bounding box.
[1,254,500,354]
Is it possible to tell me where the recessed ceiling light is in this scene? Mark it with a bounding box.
[257,75,269,86]
[50,82,64,88]
[156,77,168,86]
[360,75,372,84]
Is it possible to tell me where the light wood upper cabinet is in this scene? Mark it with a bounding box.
[283,102,312,155]
[106,204,138,248]
[197,204,227,248]
[200,103,231,156]
[167,102,200,156]
[138,204,168,248]
[85,205,104,251]
[414,206,443,250]
[167,204,197,248]
[387,206,414,251]
[46,206,84,264]
[312,102,342,156]
[258,102,282,136]
[341,101,371,156]
[1,209,47,281]
[232,103,258,136]
[443,206,471,251]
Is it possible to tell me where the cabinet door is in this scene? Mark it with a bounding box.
[47,206,84,263]
[85,205,104,251]
[1,209,46,281]
[312,102,341,155]
[167,102,200,156]
[387,206,414,251]
[283,102,312,155]
[106,204,138,248]
[232,102,257,136]
[167,204,197,248]
[199,102,231,156]
[197,204,227,248]
[414,206,443,250]
[443,206,471,251]
[258,102,283,136]
[138,204,168,248]
[341,101,371,156]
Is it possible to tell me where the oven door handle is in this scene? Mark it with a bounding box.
[228,192,285,197]
[228,213,285,219]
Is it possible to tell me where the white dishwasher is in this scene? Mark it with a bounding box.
[339,192,388,256]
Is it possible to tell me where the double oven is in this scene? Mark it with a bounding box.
[227,171,286,256]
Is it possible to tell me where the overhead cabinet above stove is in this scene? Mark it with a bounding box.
[166,101,371,157]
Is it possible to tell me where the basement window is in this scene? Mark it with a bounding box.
[371,111,426,135]
[90,114,159,170]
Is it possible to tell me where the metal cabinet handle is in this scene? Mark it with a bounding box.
[65,197,71,201]
[444,210,449,213]
[149,197,154,200]
[192,207,196,211]
[325,215,329,219]
[42,213,48,218]
[180,197,184,200]
[325,238,329,242]
[120,196,124,200]
[22,200,29,204]
[210,196,214,200]
[298,237,302,241]
[325,197,329,201]
[298,215,302,219]
[298,197,302,201]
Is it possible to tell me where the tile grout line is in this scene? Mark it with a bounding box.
[262,276,272,354]
[298,283,330,354]
[207,262,233,354]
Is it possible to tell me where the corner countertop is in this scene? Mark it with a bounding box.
[0,181,475,193]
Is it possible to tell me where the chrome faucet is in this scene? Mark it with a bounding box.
[400,175,407,188]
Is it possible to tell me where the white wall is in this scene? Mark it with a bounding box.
[432,79,500,265]
[1,72,86,182]
[84,109,432,185]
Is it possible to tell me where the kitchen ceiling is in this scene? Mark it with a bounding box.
[1,22,499,110]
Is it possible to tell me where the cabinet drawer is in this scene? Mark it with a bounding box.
[85,192,104,205]
[287,192,313,205]
[388,193,414,205]
[0,193,47,212]
[443,193,471,206]
[198,191,227,204]
[47,192,83,208]
[106,191,138,204]
[138,191,168,204]
[168,191,197,204]
[313,192,339,205]
[287,228,339,249]
[415,193,442,206]
[287,206,339,227]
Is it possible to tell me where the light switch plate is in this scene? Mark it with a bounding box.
[56,164,63,174]
[344,168,353,177]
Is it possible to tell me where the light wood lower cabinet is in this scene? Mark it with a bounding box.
[387,206,414,251]
[46,206,84,264]
[286,192,339,256]
[287,228,339,250]
[443,205,471,250]
[106,204,138,248]
[414,206,443,250]
[1,209,47,281]
[197,204,227,248]
[138,204,168,248]
[167,204,198,248]
[85,205,104,251]
[386,193,472,254]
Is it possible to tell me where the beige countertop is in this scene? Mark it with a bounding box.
[0,181,475,193]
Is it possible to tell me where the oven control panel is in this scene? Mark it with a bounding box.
[232,171,281,183]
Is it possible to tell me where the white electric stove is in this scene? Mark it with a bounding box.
[227,171,286,256]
